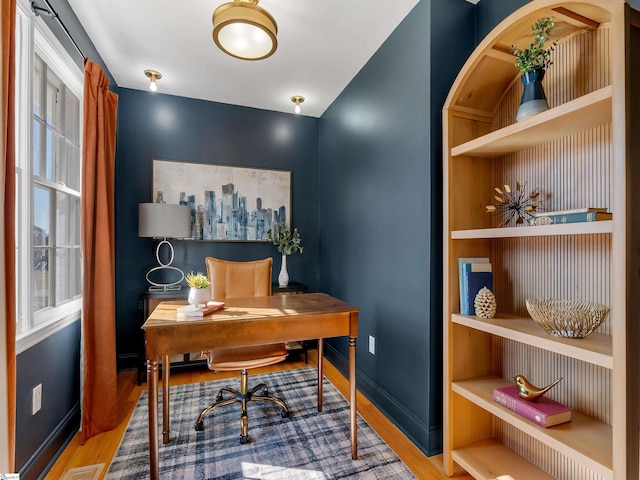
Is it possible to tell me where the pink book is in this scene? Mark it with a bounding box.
[493,385,572,427]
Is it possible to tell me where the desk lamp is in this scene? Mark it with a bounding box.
[138,203,191,291]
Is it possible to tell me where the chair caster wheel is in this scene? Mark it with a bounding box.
[240,434,248,444]
[281,410,289,418]
[195,421,204,432]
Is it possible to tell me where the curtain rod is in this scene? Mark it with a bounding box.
[31,0,86,61]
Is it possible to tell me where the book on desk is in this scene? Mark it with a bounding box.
[176,301,225,317]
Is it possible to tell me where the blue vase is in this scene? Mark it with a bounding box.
[516,69,549,122]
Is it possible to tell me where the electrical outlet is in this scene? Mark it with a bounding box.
[32,384,42,415]
[368,335,375,355]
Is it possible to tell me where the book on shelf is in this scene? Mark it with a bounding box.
[493,385,572,428]
[177,301,225,317]
[533,207,608,217]
[461,262,492,316]
[458,257,489,314]
[529,211,612,226]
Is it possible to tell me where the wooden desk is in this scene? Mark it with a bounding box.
[143,292,360,480]
[137,288,207,384]
[271,282,315,361]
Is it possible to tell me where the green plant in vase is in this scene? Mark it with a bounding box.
[512,17,556,74]
[267,222,304,287]
[186,272,211,289]
[186,271,211,306]
[511,17,556,122]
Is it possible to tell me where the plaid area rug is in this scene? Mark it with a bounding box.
[106,367,416,479]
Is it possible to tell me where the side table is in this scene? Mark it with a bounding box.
[272,281,308,295]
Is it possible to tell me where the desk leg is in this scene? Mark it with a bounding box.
[147,358,159,480]
[317,338,323,412]
[162,355,170,444]
[349,336,358,459]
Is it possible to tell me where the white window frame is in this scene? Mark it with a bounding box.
[15,0,83,354]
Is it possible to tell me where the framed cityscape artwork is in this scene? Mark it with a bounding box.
[152,159,291,241]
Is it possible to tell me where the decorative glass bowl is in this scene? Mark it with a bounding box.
[525,298,609,338]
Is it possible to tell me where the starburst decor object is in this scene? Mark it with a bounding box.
[486,182,540,227]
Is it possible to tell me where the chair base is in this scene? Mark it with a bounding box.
[194,369,289,444]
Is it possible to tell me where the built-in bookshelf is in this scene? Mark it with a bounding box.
[442,1,640,479]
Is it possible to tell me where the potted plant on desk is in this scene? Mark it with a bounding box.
[185,271,211,306]
[267,222,304,287]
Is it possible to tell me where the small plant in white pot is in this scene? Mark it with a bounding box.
[186,271,211,306]
[267,222,304,287]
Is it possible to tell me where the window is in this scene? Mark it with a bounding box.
[15,0,83,352]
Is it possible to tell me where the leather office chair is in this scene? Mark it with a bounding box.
[194,257,289,444]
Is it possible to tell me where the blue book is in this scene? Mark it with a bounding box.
[458,257,489,314]
[530,211,612,226]
[462,263,493,315]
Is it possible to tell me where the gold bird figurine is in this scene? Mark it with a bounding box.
[514,375,563,402]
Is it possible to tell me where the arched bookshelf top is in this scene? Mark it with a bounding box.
[444,0,618,117]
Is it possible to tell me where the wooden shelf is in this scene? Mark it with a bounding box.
[443,2,639,477]
[452,439,554,480]
[451,220,612,239]
[452,314,612,369]
[452,376,613,479]
[451,86,612,158]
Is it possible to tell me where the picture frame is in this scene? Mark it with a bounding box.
[152,159,291,241]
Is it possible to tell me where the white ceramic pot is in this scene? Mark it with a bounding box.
[188,287,210,307]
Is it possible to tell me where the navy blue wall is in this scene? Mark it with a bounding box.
[114,89,320,366]
[475,0,529,41]
[317,0,474,456]
[428,0,476,440]
[15,322,81,478]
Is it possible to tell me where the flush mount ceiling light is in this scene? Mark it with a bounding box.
[291,95,304,114]
[212,0,278,61]
[144,69,162,92]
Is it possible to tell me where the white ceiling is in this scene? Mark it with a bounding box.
[66,0,421,118]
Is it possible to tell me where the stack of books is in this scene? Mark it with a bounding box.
[529,207,612,226]
[458,258,493,316]
[493,385,572,427]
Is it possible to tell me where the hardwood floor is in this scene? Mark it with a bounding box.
[45,351,470,480]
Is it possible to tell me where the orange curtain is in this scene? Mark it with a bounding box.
[2,0,16,471]
[80,59,119,442]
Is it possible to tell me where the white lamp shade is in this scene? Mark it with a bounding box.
[138,203,191,238]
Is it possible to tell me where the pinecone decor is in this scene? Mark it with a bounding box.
[474,287,497,319]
